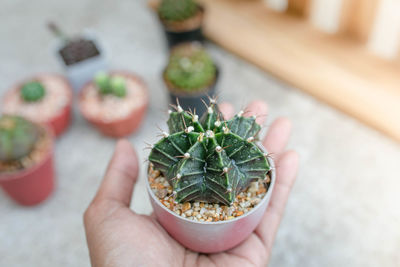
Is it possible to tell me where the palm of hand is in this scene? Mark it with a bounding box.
[84,101,299,267]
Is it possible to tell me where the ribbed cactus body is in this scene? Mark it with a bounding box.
[0,115,40,162]
[149,103,270,205]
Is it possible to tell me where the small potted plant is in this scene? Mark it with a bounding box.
[79,71,148,137]
[2,74,73,137]
[157,0,205,48]
[147,101,275,253]
[49,22,108,91]
[0,115,55,206]
[163,42,218,116]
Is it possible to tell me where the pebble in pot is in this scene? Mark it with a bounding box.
[147,101,275,253]
[158,0,205,48]
[163,42,218,116]
[0,115,55,206]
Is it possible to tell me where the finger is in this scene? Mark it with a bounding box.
[244,100,268,124]
[263,117,291,155]
[255,151,299,250]
[218,102,235,119]
[93,139,139,207]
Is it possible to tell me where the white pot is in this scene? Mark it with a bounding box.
[53,30,109,92]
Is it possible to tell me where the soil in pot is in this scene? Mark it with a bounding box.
[158,0,204,47]
[58,38,100,66]
[164,42,218,115]
[149,164,271,222]
[79,71,148,137]
[2,74,73,136]
[0,115,55,205]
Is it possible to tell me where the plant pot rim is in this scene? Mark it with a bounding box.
[162,64,219,98]
[0,123,54,182]
[146,142,276,225]
[78,70,149,124]
[3,72,73,101]
[158,4,204,32]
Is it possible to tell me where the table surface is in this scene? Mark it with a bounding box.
[1,1,399,266]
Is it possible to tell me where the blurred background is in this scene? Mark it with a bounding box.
[1,0,399,266]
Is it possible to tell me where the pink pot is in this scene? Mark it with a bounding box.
[146,144,276,253]
[79,71,148,138]
[2,74,73,137]
[0,126,55,206]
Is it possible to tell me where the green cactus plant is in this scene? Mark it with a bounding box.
[94,72,127,98]
[149,101,271,205]
[165,44,216,92]
[0,115,40,162]
[158,0,198,22]
[20,81,46,102]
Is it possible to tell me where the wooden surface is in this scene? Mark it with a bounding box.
[198,0,400,142]
[287,0,311,17]
[339,0,380,42]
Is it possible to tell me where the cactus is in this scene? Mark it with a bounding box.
[158,0,198,22]
[94,72,126,98]
[0,115,40,162]
[165,44,216,92]
[149,101,270,205]
[20,81,46,102]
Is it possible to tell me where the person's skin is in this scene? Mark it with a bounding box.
[84,100,299,267]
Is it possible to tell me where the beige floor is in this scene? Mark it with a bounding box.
[1,0,399,266]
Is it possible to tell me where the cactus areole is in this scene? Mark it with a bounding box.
[149,102,271,206]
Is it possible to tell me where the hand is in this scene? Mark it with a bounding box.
[84,100,299,267]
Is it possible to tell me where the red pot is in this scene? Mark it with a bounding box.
[2,74,73,137]
[0,126,55,206]
[79,71,148,138]
[147,144,276,253]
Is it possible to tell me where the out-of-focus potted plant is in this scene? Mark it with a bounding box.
[48,23,108,91]
[79,71,148,138]
[157,0,205,48]
[163,42,218,116]
[2,74,73,137]
[146,101,275,253]
[0,115,55,206]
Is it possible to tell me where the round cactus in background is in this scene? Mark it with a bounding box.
[149,100,271,205]
[0,115,40,162]
[158,0,198,22]
[94,72,127,98]
[20,81,46,102]
[165,44,216,92]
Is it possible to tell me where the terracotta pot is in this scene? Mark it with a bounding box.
[79,72,148,138]
[0,126,55,206]
[2,74,73,137]
[164,66,219,117]
[146,144,275,253]
[159,5,205,49]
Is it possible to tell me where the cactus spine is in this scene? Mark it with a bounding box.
[149,101,270,205]
[0,115,40,162]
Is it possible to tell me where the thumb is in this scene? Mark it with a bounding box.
[93,139,139,207]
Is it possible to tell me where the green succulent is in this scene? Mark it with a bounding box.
[159,0,198,21]
[149,101,270,205]
[165,45,216,92]
[20,81,46,102]
[94,72,127,98]
[0,115,40,162]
